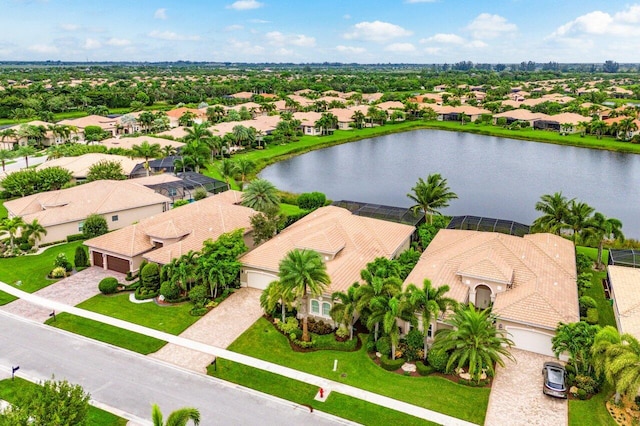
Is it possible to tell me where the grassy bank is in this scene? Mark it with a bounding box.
[569,384,617,426]
[0,377,128,426]
[576,246,616,328]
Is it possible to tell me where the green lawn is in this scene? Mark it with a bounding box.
[46,312,166,355]
[569,384,617,426]
[224,317,489,424]
[0,377,128,426]
[0,200,7,220]
[207,361,433,426]
[0,241,84,305]
[576,246,616,328]
[279,203,306,216]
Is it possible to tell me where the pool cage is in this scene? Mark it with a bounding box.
[332,200,425,227]
[446,215,530,237]
[144,172,227,203]
[608,249,640,268]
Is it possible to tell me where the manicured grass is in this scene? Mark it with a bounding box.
[75,293,200,335]
[225,317,489,424]
[576,246,616,328]
[569,384,617,426]
[279,203,306,216]
[0,241,84,306]
[207,361,433,426]
[576,245,609,266]
[0,377,128,426]
[0,200,7,219]
[45,312,166,354]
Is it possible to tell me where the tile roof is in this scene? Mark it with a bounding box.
[84,191,254,264]
[403,229,578,330]
[36,153,141,178]
[240,206,415,294]
[100,136,184,151]
[608,265,640,339]
[5,180,170,227]
[493,109,549,121]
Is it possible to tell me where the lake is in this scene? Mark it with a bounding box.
[260,129,640,238]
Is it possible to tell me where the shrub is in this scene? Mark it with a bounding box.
[141,262,160,291]
[82,214,108,239]
[98,277,119,294]
[579,296,598,316]
[336,325,350,339]
[134,286,159,300]
[380,355,405,371]
[289,332,297,341]
[54,253,73,272]
[50,266,67,279]
[160,281,180,300]
[19,242,32,251]
[189,285,209,308]
[297,192,326,210]
[277,317,299,335]
[66,233,85,243]
[365,335,377,353]
[576,388,588,400]
[190,307,208,316]
[74,246,89,268]
[585,308,599,325]
[293,339,314,349]
[173,200,189,208]
[427,348,450,373]
[459,378,490,387]
[307,317,334,335]
[376,336,392,357]
[416,361,435,376]
[193,188,207,201]
[575,375,599,395]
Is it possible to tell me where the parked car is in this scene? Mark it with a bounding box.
[542,361,568,398]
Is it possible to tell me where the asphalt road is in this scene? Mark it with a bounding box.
[0,313,346,426]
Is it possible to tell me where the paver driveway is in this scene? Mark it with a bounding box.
[0,267,124,322]
[484,348,567,426]
[149,287,263,372]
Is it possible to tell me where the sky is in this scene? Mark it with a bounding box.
[2,0,640,63]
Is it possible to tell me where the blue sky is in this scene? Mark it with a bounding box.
[3,0,640,63]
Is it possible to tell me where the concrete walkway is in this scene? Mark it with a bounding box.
[0,267,125,322]
[484,349,567,426]
[0,282,477,426]
[150,287,263,373]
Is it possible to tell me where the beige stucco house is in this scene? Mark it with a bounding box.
[4,180,171,245]
[240,205,414,321]
[36,153,140,182]
[84,190,255,274]
[607,265,640,340]
[401,229,579,357]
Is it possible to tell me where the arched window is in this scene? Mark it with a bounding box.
[322,302,331,317]
[310,299,320,315]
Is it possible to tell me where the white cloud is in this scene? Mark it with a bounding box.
[83,38,101,49]
[60,23,79,31]
[228,38,264,54]
[148,30,201,41]
[274,48,293,56]
[343,14,351,20]
[265,31,316,47]
[422,33,465,44]
[424,47,442,55]
[105,38,131,46]
[28,44,58,54]
[384,42,416,52]
[227,0,263,10]
[550,5,640,38]
[154,8,167,20]
[225,24,244,31]
[344,21,412,43]
[468,40,488,48]
[466,13,517,39]
[335,45,366,54]
[249,19,270,24]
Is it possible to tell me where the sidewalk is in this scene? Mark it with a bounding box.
[0,282,477,426]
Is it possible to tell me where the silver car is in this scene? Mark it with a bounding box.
[542,361,568,398]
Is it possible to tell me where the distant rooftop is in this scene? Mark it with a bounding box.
[447,215,530,237]
[331,200,425,227]
[609,249,640,268]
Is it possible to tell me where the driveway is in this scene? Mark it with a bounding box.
[150,287,263,372]
[0,267,125,322]
[484,348,567,426]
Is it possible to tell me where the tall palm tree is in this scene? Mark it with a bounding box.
[161,145,177,157]
[131,141,162,176]
[23,219,47,249]
[356,272,402,341]
[218,159,238,190]
[407,173,458,224]
[584,212,624,270]
[531,192,572,235]
[234,158,256,190]
[592,326,626,403]
[241,179,280,213]
[351,110,366,129]
[379,294,414,360]
[432,304,515,384]
[603,332,640,404]
[590,119,607,139]
[330,284,360,340]
[407,279,457,360]
[278,249,331,342]
[0,149,15,172]
[151,404,200,426]
[567,200,595,243]
[184,122,213,148]
[15,145,37,168]
[1,216,25,250]
[232,125,251,147]
[260,280,294,323]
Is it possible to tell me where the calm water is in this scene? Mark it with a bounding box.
[260,129,640,238]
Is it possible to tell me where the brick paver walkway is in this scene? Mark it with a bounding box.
[0,267,125,322]
[149,287,263,372]
[484,348,567,426]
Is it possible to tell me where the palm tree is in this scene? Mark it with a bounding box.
[131,141,162,176]
[184,123,213,147]
[356,271,402,341]
[379,294,414,360]
[15,145,37,168]
[351,110,366,129]
[552,321,599,376]
[161,145,177,157]
[0,149,15,172]
[260,280,294,323]
[617,117,638,141]
[567,200,595,243]
[218,159,238,190]
[432,304,515,383]
[1,216,25,250]
[232,125,252,147]
[531,192,572,235]
[278,249,331,342]
[592,326,626,403]
[590,119,607,140]
[407,173,458,224]
[151,404,200,426]
[241,179,280,213]
[602,332,640,404]
[584,212,624,270]
[234,158,256,190]
[407,279,457,360]
[330,284,360,340]
[23,219,47,249]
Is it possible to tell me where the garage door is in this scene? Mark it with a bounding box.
[92,251,103,267]
[106,255,130,274]
[506,327,555,357]
[246,271,277,290]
